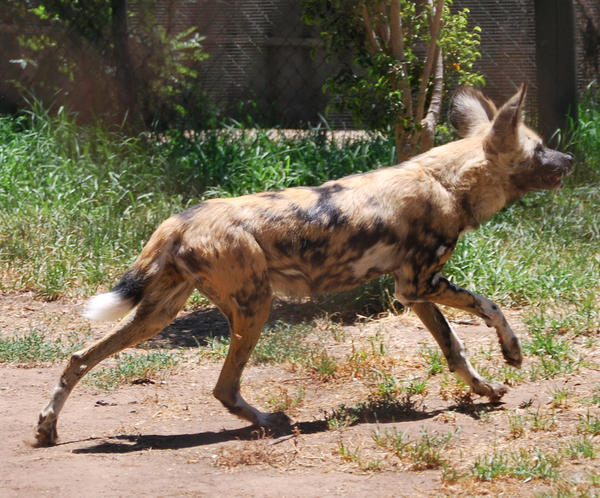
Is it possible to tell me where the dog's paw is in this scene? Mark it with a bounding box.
[500,337,523,368]
[485,382,508,403]
[34,416,58,447]
[259,411,292,435]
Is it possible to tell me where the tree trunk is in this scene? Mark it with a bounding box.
[111,0,138,123]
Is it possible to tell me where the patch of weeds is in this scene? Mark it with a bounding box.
[371,370,401,400]
[524,322,573,359]
[549,386,573,408]
[441,462,465,484]
[524,311,586,381]
[419,345,445,376]
[529,407,557,432]
[327,409,359,430]
[370,371,427,401]
[409,429,456,470]
[367,331,387,356]
[564,436,596,459]
[577,411,600,435]
[252,321,314,365]
[264,386,304,413]
[373,427,456,470]
[405,377,428,396]
[309,351,337,379]
[87,351,180,390]
[499,364,525,385]
[196,334,230,360]
[472,451,509,481]
[507,410,526,438]
[314,315,345,342]
[472,448,561,481]
[0,329,85,364]
[338,440,382,471]
[184,290,211,309]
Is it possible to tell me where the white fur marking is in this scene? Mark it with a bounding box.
[83,291,132,321]
[350,242,395,278]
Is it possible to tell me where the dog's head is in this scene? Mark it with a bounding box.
[450,84,573,192]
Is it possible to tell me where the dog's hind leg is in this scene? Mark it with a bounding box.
[34,280,194,446]
[411,302,508,401]
[207,267,290,431]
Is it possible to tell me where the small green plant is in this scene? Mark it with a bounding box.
[409,429,455,470]
[0,329,85,364]
[310,351,337,379]
[589,471,600,486]
[577,411,600,435]
[373,427,456,470]
[529,407,556,432]
[499,364,525,385]
[264,386,305,412]
[196,334,230,360]
[549,386,572,408]
[420,345,445,376]
[564,436,596,459]
[252,321,314,365]
[472,451,509,481]
[507,410,526,438]
[87,351,180,390]
[327,408,360,430]
[472,448,561,481]
[337,440,382,471]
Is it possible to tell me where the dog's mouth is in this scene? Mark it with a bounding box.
[540,171,566,189]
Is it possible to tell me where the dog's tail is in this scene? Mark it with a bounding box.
[83,269,148,321]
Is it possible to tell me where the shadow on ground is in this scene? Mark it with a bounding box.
[145,298,369,349]
[70,399,504,454]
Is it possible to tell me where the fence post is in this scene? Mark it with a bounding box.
[534,0,578,143]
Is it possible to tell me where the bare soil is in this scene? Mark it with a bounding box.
[1,292,599,497]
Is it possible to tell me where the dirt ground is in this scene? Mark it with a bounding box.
[1,292,599,497]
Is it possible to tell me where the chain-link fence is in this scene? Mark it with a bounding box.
[2,1,598,128]
[156,0,597,129]
[161,0,352,127]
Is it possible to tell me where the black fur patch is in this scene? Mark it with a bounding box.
[291,184,348,229]
[112,269,148,306]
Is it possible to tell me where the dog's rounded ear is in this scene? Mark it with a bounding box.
[484,83,527,153]
[449,86,497,137]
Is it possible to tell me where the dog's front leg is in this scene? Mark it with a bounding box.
[422,274,522,368]
[410,302,508,401]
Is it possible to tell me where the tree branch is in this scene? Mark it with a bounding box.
[389,0,412,117]
[420,44,444,151]
[415,0,444,122]
[362,4,381,55]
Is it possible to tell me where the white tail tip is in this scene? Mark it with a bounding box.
[83,291,133,321]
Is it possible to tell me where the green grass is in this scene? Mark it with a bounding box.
[373,427,456,470]
[0,329,85,363]
[0,106,391,299]
[472,448,561,481]
[87,350,181,390]
[251,321,316,365]
[0,96,598,317]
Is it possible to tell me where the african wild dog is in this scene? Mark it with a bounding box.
[35,84,572,446]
